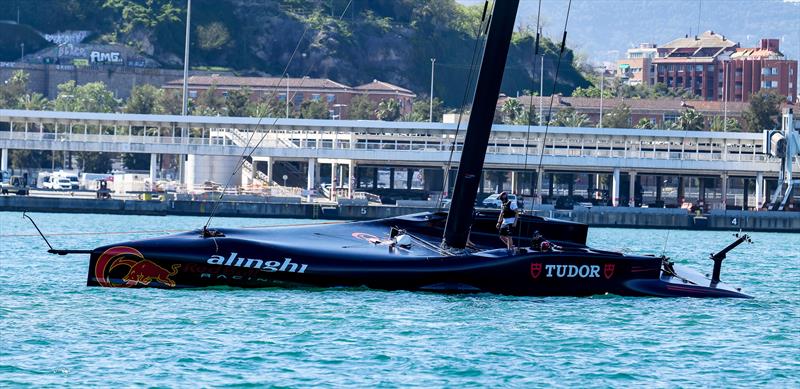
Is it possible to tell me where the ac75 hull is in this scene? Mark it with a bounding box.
[86,213,751,298]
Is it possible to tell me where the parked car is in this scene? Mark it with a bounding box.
[1,175,30,195]
[481,193,518,208]
[46,178,73,190]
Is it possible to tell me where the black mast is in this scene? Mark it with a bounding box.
[443,0,520,249]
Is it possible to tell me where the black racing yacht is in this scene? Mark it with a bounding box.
[46,0,751,297]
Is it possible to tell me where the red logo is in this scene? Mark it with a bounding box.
[530,263,542,279]
[604,263,615,279]
[94,246,180,287]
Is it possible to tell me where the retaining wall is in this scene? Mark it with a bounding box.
[2,196,798,232]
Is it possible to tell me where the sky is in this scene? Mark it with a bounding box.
[457,0,800,67]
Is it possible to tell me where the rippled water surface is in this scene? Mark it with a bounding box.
[1,212,798,387]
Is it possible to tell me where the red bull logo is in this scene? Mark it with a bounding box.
[94,246,180,287]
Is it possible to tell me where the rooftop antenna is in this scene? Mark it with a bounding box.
[697,0,702,36]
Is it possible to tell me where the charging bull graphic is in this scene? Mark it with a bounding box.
[93,246,180,287]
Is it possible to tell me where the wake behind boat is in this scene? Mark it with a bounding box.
[41,0,752,298]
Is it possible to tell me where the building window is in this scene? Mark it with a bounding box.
[761,68,770,75]
[695,65,703,72]
[789,95,794,102]
[311,94,321,101]
[664,113,679,123]
[293,93,304,107]
[326,94,335,103]
[771,80,778,88]
[189,90,198,98]
[771,67,778,75]
[278,93,286,101]
[708,65,714,71]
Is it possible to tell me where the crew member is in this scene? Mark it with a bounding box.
[530,230,552,252]
[495,192,518,250]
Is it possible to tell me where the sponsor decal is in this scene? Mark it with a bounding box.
[94,246,180,287]
[530,263,542,279]
[604,264,615,279]
[206,253,308,273]
[530,263,618,280]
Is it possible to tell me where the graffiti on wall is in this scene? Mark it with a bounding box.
[43,31,90,45]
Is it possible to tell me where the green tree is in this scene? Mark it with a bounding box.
[250,96,284,118]
[19,93,49,110]
[376,98,401,121]
[572,85,613,98]
[709,116,742,132]
[192,84,224,115]
[634,118,655,129]
[550,108,589,127]
[743,90,783,132]
[674,109,705,131]
[348,95,375,120]
[102,0,182,34]
[121,153,149,170]
[156,89,183,115]
[224,87,251,117]
[500,98,525,124]
[54,81,119,112]
[0,70,30,109]
[601,104,631,128]
[299,99,330,119]
[197,22,231,51]
[408,97,443,122]
[126,84,163,114]
[76,152,113,173]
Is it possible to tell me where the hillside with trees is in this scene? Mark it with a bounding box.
[0,0,589,107]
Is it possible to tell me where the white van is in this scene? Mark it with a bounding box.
[41,171,80,190]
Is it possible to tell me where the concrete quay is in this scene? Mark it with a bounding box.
[1,196,797,233]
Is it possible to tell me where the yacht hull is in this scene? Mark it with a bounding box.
[86,213,750,298]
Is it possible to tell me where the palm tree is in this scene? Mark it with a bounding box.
[500,98,524,124]
[376,98,400,121]
[551,108,590,127]
[19,92,49,110]
[634,117,654,129]
[709,116,742,132]
[674,109,704,131]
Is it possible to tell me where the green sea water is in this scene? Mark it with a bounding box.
[1,212,798,387]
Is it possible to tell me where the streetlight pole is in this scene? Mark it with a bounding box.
[181,0,192,117]
[429,58,436,122]
[599,66,605,128]
[723,62,728,132]
[180,0,192,186]
[286,76,290,118]
[539,54,544,125]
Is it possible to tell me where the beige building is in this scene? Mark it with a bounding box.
[617,43,657,85]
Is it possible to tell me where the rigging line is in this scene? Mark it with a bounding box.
[203,0,354,230]
[522,0,543,172]
[515,0,543,244]
[522,0,544,167]
[436,0,492,211]
[535,0,572,179]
